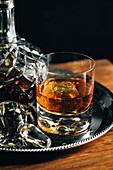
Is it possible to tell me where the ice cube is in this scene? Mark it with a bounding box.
[18,123,51,148]
[0,101,51,149]
[42,78,79,99]
[0,101,26,137]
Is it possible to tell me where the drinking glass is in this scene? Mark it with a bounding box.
[36,52,95,135]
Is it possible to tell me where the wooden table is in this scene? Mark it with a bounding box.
[0,59,113,170]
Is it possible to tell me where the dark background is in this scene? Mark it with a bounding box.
[15,0,113,62]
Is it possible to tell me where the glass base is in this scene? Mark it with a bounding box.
[37,104,93,136]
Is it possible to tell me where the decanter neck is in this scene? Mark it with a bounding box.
[0,0,17,44]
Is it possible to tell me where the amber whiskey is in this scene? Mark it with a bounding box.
[36,77,93,115]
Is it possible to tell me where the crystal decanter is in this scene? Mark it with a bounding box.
[0,0,42,110]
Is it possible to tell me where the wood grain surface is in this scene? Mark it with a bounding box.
[0,59,113,170]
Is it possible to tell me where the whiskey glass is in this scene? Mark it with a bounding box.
[36,52,95,136]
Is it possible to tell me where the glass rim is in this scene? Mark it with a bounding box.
[37,52,95,76]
